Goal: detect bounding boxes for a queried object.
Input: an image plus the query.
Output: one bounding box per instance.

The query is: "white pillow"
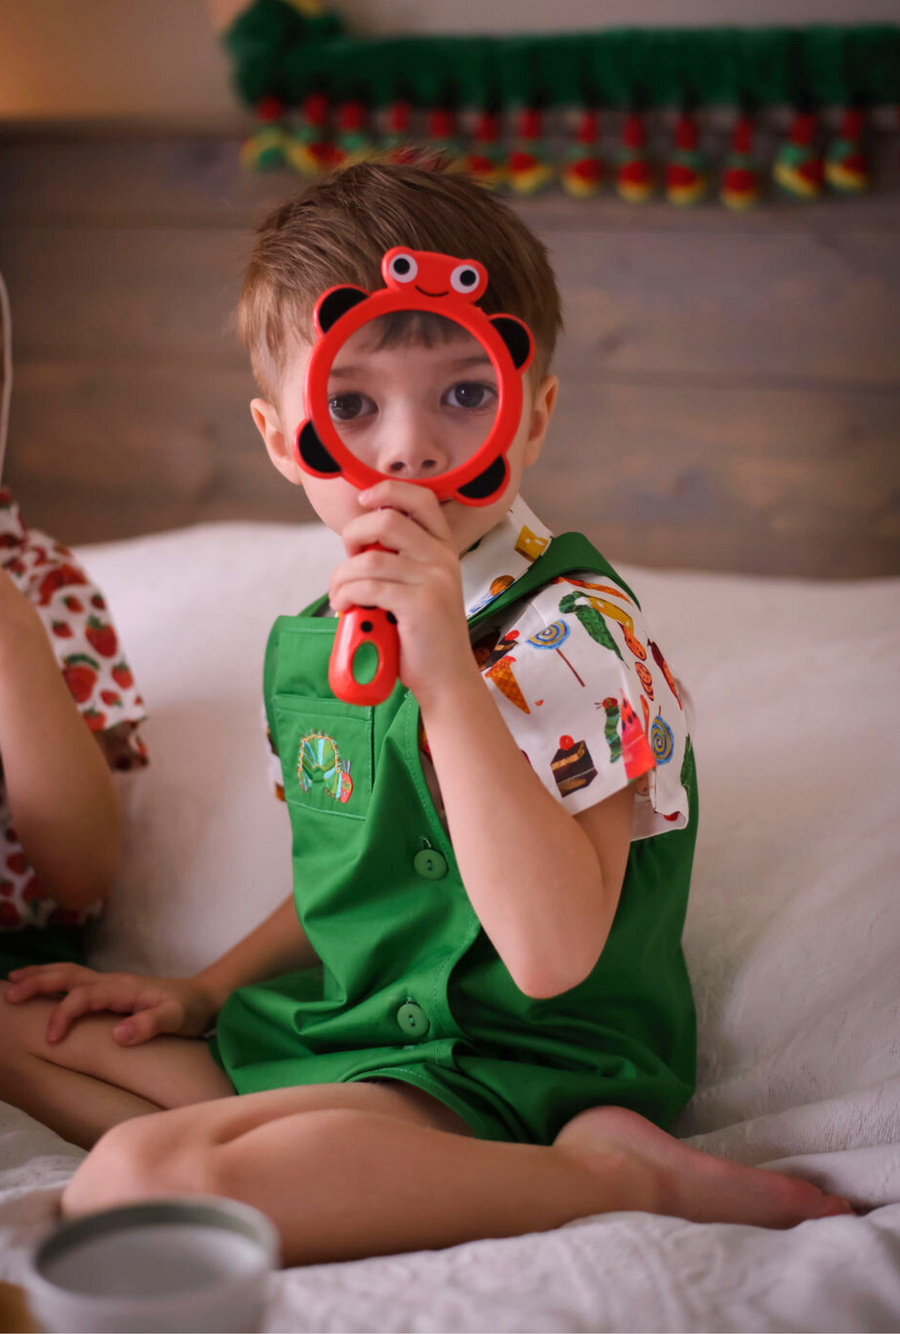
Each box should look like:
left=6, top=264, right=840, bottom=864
left=84, top=521, right=343, bottom=976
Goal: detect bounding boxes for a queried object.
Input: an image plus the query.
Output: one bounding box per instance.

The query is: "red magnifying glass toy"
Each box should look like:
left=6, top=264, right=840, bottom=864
left=293, top=247, right=535, bottom=706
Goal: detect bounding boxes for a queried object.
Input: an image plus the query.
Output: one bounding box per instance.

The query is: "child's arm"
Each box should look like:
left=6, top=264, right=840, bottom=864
left=416, top=674, right=633, bottom=999
left=5, top=892, right=319, bottom=1044
left=192, top=891, right=320, bottom=1013
left=0, top=569, right=119, bottom=910
left=330, top=483, right=633, bottom=1001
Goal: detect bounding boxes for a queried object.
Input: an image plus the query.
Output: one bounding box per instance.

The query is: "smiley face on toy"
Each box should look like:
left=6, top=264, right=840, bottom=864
left=294, top=247, right=535, bottom=506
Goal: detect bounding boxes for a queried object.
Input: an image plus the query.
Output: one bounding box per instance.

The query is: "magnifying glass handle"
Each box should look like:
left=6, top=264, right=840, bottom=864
left=328, top=544, right=400, bottom=706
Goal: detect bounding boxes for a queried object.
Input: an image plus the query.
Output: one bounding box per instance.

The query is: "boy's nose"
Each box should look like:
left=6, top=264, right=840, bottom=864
left=375, top=424, right=449, bottom=479
left=381, top=451, right=441, bottom=478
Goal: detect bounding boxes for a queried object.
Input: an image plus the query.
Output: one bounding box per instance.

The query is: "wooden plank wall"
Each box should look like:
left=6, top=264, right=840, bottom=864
left=2, top=133, right=899, bottom=577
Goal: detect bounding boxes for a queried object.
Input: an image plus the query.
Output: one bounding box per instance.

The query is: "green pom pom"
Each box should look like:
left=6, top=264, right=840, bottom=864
left=225, top=0, right=344, bottom=107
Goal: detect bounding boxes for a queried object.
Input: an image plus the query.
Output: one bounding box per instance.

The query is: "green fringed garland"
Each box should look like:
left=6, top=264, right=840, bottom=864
left=225, top=9, right=900, bottom=111
left=226, top=4, right=900, bottom=202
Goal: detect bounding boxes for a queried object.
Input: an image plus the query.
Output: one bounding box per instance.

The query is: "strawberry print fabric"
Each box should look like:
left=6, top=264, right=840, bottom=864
left=0, top=488, right=148, bottom=930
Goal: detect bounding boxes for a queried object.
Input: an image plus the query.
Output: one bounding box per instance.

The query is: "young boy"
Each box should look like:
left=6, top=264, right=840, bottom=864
left=0, top=164, right=851, bottom=1263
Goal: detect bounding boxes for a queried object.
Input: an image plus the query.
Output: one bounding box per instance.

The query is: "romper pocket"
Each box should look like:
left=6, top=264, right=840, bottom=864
left=273, top=694, right=374, bottom=821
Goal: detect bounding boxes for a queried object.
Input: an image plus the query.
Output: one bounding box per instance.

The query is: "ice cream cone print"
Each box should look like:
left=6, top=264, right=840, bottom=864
left=486, top=655, right=530, bottom=713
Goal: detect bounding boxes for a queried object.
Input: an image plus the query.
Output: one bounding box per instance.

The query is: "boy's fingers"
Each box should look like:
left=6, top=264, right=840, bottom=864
left=357, top=481, right=453, bottom=543
left=331, top=579, right=417, bottom=619
left=342, top=506, right=444, bottom=561
left=8, top=962, right=94, bottom=985
left=114, top=1001, right=181, bottom=1045
left=6, top=965, right=92, bottom=1002
left=330, top=549, right=417, bottom=597
left=45, top=983, right=138, bottom=1042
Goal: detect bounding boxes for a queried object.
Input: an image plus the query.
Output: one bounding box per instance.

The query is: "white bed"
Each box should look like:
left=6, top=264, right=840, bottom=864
left=2, top=519, right=899, bottom=1332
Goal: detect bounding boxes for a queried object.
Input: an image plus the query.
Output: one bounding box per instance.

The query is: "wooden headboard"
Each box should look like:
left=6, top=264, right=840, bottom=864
left=1, top=133, right=898, bottom=577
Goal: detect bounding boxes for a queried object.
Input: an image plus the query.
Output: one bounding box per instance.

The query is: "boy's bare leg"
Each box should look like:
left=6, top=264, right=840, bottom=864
left=0, top=982, right=473, bottom=1149
left=63, top=1090, right=853, bottom=1267
left=0, top=981, right=233, bottom=1147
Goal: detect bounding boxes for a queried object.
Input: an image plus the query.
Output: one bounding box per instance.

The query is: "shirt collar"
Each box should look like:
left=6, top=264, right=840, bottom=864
left=460, top=494, right=554, bottom=619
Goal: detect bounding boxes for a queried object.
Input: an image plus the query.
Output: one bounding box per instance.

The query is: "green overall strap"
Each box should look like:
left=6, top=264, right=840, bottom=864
left=468, top=530, right=641, bottom=636
left=263, top=528, right=635, bottom=736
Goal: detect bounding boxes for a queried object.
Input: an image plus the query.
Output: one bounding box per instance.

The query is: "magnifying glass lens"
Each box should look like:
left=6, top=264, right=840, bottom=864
left=326, top=311, right=498, bottom=482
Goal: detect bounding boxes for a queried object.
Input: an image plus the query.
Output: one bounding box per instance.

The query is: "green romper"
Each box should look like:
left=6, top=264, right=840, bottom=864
left=212, top=530, right=698, bottom=1145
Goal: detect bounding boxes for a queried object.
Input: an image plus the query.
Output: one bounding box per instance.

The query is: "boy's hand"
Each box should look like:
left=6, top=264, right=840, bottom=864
left=4, top=964, right=218, bottom=1045
left=329, top=481, right=480, bottom=709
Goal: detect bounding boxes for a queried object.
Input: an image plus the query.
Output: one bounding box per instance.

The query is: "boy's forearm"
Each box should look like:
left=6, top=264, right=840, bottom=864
left=0, top=583, right=119, bottom=908
left=194, top=893, right=319, bottom=1010
left=419, top=668, right=617, bottom=998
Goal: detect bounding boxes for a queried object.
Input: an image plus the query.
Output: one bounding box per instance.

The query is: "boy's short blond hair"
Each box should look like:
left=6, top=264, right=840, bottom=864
left=238, top=161, right=563, bottom=401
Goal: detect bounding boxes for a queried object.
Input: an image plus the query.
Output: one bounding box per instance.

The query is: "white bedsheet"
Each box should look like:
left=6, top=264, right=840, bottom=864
left=1, top=519, right=898, bottom=1331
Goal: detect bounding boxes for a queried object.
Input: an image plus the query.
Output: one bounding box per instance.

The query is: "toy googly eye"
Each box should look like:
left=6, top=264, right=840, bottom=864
left=450, top=263, right=481, bottom=294
left=388, top=253, right=418, bottom=283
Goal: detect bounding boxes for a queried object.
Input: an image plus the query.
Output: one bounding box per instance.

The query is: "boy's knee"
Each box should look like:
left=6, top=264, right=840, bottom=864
left=211, top=1106, right=380, bottom=1203
left=63, top=1115, right=218, bottom=1217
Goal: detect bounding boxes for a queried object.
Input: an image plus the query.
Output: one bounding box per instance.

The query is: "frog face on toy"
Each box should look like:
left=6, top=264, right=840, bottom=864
left=293, top=248, right=535, bottom=506
left=381, top=249, right=488, bottom=302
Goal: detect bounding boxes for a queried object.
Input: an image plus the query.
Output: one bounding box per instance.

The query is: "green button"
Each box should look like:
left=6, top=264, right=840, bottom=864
left=413, top=848, right=447, bottom=880
left=397, top=1002, right=429, bottom=1037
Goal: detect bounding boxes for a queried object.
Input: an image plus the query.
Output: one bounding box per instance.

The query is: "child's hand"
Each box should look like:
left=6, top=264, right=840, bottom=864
left=329, top=481, right=480, bottom=709
left=4, top=963, right=218, bottom=1045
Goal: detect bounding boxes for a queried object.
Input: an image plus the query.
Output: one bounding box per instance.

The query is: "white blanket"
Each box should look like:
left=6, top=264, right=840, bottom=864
left=2, top=520, right=899, bottom=1331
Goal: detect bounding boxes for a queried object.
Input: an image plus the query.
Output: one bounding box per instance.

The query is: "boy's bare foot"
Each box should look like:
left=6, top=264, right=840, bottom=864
left=554, top=1105, right=855, bottom=1229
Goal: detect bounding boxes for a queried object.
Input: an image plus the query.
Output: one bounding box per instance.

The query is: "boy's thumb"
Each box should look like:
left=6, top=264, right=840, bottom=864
left=114, top=1007, right=168, bottom=1045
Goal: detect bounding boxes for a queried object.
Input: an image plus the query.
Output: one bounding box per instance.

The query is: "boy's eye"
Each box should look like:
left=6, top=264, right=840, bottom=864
left=443, top=381, right=497, bottom=411
left=328, top=392, right=376, bottom=423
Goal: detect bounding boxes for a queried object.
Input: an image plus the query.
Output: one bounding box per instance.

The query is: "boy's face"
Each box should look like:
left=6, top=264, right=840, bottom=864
left=251, top=319, right=557, bottom=556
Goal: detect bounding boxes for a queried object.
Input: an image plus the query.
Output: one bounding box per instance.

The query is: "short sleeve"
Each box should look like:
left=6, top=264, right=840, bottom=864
left=0, top=503, right=148, bottom=771
left=474, top=570, right=692, bottom=840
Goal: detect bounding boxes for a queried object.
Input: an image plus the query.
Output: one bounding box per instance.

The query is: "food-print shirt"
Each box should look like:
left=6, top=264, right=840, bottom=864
left=266, top=495, right=692, bottom=843
left=0, top=488, right=148, bottom=930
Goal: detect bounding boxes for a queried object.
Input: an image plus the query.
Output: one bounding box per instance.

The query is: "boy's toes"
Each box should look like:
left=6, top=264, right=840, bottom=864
left=817, top=1193, right=856, bottom=1217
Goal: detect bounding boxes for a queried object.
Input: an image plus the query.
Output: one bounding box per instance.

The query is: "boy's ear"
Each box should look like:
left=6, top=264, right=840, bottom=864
left=251, top=398, right=304, bottom=486
left=523, top=374, right=558, bottom=468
